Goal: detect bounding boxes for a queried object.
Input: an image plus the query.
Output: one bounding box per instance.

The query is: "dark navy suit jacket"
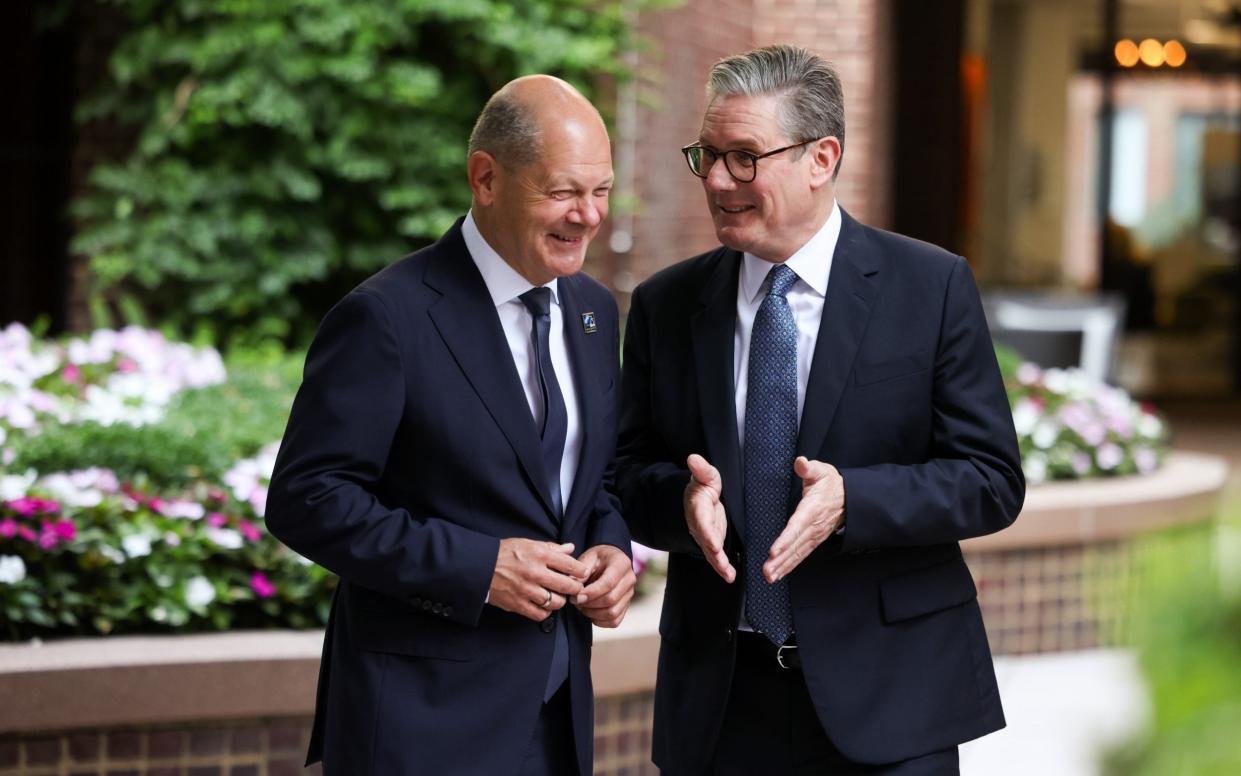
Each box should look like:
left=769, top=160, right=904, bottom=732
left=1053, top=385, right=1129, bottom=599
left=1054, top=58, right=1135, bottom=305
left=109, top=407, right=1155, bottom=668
left=266, top=220, right=631, bottom=775
left=615, top=210, right=1025, bottom=772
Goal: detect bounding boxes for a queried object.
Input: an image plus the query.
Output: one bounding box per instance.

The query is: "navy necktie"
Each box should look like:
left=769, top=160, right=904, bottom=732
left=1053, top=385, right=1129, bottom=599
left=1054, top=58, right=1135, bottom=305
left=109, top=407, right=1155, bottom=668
left=743, top=264, right=798, bottom=646
left=519, top=286, right=570, bottom=700
left=520, top=287, right=568, bottom=519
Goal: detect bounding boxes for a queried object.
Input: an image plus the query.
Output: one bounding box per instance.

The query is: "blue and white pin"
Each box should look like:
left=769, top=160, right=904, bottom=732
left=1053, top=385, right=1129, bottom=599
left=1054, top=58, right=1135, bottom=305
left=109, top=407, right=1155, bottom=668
left=580, top=312, right=597, bottom=334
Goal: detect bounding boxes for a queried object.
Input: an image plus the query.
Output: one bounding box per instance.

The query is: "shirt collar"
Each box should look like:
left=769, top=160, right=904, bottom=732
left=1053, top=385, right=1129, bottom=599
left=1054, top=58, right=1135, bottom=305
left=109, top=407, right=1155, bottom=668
left=739, top=200, right=841, bottom=303
left=462, top=210, right=560, bottom=308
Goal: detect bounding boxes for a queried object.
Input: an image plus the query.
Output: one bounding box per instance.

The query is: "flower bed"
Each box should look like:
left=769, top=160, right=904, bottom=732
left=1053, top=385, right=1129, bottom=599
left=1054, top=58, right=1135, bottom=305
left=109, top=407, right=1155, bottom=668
left=1, top=324, right=329, bottom=641
left=996, top=345, right=1171, bottom=484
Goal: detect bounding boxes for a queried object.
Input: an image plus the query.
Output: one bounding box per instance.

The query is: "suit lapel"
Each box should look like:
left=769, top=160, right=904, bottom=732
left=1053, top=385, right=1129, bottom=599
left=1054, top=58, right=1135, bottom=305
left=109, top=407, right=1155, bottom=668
left=796, top=209, right=882, bottom=459
left=423, top=225, right=559, bottom=520
left=691, top=250, right=746, bottom=538
left=558, top=275, right=602, bottom=529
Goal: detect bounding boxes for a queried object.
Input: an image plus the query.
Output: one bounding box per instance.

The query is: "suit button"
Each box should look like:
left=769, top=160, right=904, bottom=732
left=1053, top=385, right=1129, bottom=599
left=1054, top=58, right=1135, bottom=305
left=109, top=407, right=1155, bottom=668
left=724, top=627, right=734, bottom=642
left=432, top=602, right=443, bottom=614
left=443, top=605, right=453, bottom=617
left=540, top=616, right=556, bottom=633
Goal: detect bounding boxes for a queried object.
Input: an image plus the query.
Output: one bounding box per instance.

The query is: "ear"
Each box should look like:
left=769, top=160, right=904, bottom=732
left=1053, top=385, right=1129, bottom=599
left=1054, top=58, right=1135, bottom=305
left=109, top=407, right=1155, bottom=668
left=468, top=151, right=500, bottom=206
left=808, top=136, right=842, bottom=189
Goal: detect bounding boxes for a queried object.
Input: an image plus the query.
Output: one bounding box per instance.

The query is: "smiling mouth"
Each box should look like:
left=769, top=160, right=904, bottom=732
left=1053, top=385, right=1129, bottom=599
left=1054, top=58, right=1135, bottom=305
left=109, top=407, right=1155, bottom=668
left=717, top=205, right=753, bottom=214
left=550, top=233, right=584, bottom=243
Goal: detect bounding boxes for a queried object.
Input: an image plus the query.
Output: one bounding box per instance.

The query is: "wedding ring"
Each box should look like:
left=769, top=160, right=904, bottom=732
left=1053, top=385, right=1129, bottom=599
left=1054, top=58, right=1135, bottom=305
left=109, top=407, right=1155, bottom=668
left=541, top=589, right=553, bottom=609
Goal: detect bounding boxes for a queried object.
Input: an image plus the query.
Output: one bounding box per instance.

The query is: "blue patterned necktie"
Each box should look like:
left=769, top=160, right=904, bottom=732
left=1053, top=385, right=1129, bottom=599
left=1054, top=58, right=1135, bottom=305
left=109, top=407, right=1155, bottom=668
left=518, top=286, right=570, bottom=700
left=743, top=264, right=798, bottom=646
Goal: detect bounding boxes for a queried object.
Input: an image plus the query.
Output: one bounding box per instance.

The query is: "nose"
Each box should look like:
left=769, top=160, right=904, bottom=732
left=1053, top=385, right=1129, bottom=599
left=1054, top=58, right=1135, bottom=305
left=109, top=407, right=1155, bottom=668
left=703, top=156, right=736, bottom=193
left=566, top=196, right=604, bottom=228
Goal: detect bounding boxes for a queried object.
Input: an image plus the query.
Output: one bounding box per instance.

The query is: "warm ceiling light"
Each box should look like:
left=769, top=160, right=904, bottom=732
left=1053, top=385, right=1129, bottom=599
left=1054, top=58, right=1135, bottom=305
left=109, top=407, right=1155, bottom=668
left=1114, top=39, right=1140, bottom=67
left=1164, top=39, right=1187, bottom=67
left=1139, top=38, right=1165, bottom=67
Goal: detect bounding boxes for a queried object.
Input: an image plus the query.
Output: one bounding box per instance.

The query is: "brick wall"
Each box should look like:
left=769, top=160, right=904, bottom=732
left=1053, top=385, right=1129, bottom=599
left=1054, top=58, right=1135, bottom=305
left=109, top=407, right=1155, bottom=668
left=0, top=692, right=659, bottom=776
left=608, top=0, right=895, bottom=305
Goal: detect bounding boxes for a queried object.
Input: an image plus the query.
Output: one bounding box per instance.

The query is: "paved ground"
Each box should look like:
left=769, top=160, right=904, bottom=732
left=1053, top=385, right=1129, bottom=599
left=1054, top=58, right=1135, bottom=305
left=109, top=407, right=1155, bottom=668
left=960, top=649, right=1148, bottom=776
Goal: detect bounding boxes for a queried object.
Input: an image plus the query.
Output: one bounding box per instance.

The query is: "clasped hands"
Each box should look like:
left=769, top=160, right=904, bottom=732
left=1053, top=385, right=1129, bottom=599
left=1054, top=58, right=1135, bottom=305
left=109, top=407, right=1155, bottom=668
left=488, top=539, right=636, bottom=628
left=683, top=453, right=844, bottom=583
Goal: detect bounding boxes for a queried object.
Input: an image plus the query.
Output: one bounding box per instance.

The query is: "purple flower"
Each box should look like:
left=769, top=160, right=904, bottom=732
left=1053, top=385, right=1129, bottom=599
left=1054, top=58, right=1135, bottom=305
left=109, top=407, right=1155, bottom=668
left=1096, top=443, right=1124, bottom=471
left=250, top=572, right=277, bottom=599
left=0, top=518, right=16, bottom=538
left=61, top=364, right=81, bottom=384
left=1071, top=453, right=1093, bottom=476
left=207, top=512, right=229, bottom=528
left=1134, top=447, right=1158, bottom=474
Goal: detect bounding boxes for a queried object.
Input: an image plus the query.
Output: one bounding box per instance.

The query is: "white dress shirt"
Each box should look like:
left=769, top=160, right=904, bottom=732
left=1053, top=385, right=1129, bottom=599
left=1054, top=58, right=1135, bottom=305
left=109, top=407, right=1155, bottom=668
left=462, top=211, right=582, bottom=507
left=734, top=201, right=842, bottom=449
left=733, top=201, right=841, bottom=632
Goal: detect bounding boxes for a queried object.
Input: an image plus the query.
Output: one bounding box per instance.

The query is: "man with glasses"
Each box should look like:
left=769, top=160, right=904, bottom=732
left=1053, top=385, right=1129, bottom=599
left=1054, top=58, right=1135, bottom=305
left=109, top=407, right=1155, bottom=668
left=616, top=45, right=1024, bottom=774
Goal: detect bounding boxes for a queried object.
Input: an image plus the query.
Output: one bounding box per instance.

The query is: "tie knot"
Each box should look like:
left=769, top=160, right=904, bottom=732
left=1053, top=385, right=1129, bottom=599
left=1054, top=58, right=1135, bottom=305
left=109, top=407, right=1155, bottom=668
left=766, top=264, right=798, bottom=298
left=520, top=287, right=553, bottom=317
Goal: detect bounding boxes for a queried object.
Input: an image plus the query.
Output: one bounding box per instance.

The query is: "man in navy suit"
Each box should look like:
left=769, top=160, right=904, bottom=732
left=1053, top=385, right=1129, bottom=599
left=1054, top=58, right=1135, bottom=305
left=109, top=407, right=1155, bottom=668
left=266, top=75, right=636, bottom=776
left=616, top=46, right=1025, bottom=774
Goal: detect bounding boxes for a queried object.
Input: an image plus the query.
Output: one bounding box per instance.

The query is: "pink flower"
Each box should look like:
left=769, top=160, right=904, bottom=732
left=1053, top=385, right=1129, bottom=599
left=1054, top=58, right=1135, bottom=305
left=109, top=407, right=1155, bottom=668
left=38, top=525, right=59, bottom=549
left=117, top=357, right=138, bottom=374
left=147, top=498, right=166, bottom=514
left=207, top=512, right=229, bottom=528
left=62, top=364, right=81, bottom=384
left=17, top=525, right=36, bottom=542
left=208, top=489, right=228, bottom=503
left=250, top=572, right=277, bottom=599
left=52, top=520, right=75, bottom=541
left=10, top=497, right=60, bottom=516
left=239, top=520, right=262, bottom=543
left=0, top=518, right=16, bottom=538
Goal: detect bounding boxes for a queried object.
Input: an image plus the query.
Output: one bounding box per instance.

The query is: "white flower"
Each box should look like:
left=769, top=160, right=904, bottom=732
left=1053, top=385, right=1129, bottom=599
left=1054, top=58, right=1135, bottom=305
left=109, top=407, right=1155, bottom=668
left=1, top=449, right=13, bottom=466
left=0, top=471, right=37, bottom=501
left=98, top=545, right=126, bottom=564
left=1042, top=368, right=1071, bottom=395
left=1138, top=413, right=1163, bottom=440
left=164, top=531, right=181, bottom=547
left=1032, top=422, right=1058, bottom=449
left=1012, top=399, right=1042, bottom=436
left=0, top=555, right=27, bottom=584
left=206, top=527, right=244, bottom=549
left=1096, top=443, right=1124, bottom=471
left=0, top=426, right=6, bottom=446
left=1134, top=447, right=1159, bottom=474
left=1016, top=362, right=1042, bottom=385
left=163, top=500, right=205, bottom=520
left=1024, top=453, right=1048, bottom=485
left=1071, top=452, right=1093, bottom=476
left=37, top=473, right=103, bottom=508
left=122, top=534, right=153, bottom=558
left=150, top=605, right=168, bottom=622
left=185, top=576, right=216, bottom=608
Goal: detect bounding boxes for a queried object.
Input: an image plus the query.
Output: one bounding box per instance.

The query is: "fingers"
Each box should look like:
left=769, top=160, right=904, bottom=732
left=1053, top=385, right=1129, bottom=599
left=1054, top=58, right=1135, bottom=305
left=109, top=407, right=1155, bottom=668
left=576, top=549, right=633, bottom=604
left=543, top=543, right=591, bottom=581
left=687, top=454, right=721, bottom=492
left=763, top=517, right=807, bottom=583
left=579, top=585, right=635, bottom=628
left=706, top=544, right=737, bottom=584
left=794, top=455, right=831, bottom=484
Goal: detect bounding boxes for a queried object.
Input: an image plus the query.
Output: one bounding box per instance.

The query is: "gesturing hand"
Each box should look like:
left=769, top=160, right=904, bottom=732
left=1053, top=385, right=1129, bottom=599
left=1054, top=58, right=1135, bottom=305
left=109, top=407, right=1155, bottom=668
left=574, top=545, right=637, bottom=628
left=683, top=453, right=736, bottom=583
left=488, top=539, right=590, bottom=622
left=764, top=456, right=844, bottom=583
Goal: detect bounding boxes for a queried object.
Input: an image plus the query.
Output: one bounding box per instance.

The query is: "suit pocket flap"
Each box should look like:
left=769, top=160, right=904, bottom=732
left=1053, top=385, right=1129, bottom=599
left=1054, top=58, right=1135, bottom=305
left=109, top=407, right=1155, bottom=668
left=854, top=350, right=930, bottom=386
left=350, top=609, right=479, bottom=660
left=879, top=559, right=977, bottom=623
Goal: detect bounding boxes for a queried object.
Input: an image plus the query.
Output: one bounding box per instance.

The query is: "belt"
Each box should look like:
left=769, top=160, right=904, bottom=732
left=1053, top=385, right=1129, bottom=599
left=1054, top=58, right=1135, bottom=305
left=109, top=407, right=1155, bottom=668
left=736, top=630, right=801, bottom=670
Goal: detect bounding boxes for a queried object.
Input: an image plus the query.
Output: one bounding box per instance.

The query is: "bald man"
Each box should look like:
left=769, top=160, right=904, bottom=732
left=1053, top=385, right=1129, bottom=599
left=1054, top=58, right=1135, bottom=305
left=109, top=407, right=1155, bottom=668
left=266, top=76, right=636, bottom=776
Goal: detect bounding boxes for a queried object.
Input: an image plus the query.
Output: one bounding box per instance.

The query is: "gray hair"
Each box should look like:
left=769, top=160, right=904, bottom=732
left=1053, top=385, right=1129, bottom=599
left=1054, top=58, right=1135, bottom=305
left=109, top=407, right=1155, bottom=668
left=467, top=94, right=541, bottom=168
left=707, top=45, right=845, bottom=178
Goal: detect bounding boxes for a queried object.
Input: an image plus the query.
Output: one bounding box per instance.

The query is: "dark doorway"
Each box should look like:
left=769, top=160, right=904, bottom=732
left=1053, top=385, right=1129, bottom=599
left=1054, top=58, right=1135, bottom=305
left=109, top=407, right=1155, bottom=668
left=0, top=1, right=75, bottom=333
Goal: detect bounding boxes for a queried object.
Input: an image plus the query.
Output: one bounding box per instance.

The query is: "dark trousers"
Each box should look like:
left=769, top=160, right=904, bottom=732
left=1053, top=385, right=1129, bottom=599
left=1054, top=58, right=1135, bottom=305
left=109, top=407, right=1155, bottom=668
left=707, top=633, right=959, bottom=776
left=519, top=683, right=579, bottom=776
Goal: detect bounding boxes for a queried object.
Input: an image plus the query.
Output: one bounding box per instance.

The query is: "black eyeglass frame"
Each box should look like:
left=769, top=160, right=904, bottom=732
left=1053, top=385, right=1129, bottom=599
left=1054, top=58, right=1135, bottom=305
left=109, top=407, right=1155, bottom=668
left=680, top=138, right=819, bottom=182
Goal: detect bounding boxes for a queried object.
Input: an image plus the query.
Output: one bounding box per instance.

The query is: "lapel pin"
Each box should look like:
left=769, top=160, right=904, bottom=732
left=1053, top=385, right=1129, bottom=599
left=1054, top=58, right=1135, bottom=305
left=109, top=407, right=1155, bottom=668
left=580, top=312, right=598, bottom=334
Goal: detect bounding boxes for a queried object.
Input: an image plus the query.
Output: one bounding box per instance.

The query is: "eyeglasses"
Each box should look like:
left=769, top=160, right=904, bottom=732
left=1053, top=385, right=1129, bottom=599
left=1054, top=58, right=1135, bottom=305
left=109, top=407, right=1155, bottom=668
left=680, top=139, right=817, bottom=183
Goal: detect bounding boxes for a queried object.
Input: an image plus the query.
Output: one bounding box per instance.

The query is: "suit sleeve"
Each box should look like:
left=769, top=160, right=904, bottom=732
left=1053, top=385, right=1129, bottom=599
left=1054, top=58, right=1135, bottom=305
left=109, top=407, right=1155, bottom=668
left=265, top=290, right=499, bottom=627
left=584, top=299, right=634, bottom=557
left=614, top=284, right=699, bottom=555
left=837, top=258, right=1026, bottom=550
